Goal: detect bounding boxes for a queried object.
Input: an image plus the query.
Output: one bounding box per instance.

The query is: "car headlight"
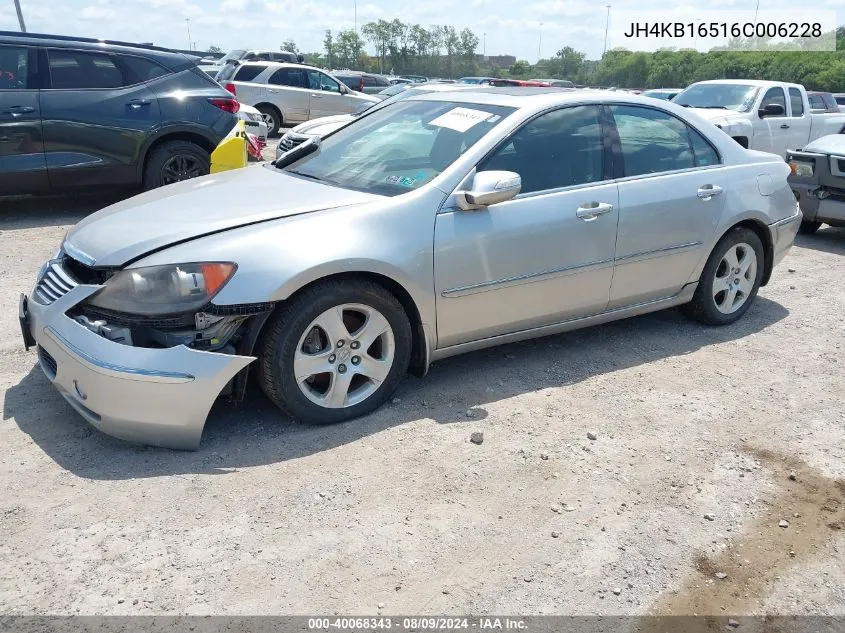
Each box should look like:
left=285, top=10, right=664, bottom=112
left=788, top=160, right=814, bottom=177
left=86, top=262, right=236, bottom=316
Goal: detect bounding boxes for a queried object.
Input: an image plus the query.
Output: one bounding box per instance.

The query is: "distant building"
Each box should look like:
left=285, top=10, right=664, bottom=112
left=477, top=54, right=517, bottom=67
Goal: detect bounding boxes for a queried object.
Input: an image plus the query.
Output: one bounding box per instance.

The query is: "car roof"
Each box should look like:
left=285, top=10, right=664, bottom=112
left=407, top=87, right=674, bottom=108
left=236, top=61, right=319, bottom=71
left=0, top=30, right=193, bottom=67
left=693, top=79, right=803, bottom=89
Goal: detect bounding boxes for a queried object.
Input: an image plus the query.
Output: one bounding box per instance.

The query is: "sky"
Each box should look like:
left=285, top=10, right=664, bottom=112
left=1, top=0, right=842, bottom=63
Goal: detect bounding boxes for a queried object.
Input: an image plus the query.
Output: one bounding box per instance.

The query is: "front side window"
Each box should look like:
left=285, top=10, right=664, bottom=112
left=0, top=45, right=28, bottom=90
left=788, top=87, right=804, bottom=116
left=47, top=50, right=123, bottom=89
left=284, top=100, right=514, bottom=196
left=674, top=83, right=759, bottom=112
left=760, top=87, right=786, bottom=116
left=480, top=105, right=605, bottom=194
left=611, top=105, right=697, bottom=177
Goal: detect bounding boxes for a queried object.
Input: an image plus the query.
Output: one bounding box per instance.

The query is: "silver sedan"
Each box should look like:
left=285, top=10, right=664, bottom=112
left=20, top=89, right=802, bottom=449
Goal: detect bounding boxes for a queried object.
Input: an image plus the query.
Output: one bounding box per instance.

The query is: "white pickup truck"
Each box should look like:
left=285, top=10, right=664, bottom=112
left=672, top=80, right=845, bottom=158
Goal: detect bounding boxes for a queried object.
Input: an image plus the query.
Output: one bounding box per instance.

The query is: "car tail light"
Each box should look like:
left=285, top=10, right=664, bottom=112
left=224, top=82, right=237, bottom=96
left=359, top=77, right=364, bottom=92
left=209, top=97, right=240, bottom=114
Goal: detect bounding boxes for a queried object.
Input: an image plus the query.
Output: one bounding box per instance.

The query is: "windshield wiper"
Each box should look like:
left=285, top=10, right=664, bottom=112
left=691, top=105, right=728, bottom=109
left=286, top=170, right=323, bottom=182
left=272, top=136, right=321, bottom=168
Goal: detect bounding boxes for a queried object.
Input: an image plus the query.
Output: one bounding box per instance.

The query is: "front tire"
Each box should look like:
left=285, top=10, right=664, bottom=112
left=256, top=279, right=412, bottom=424
left=798, top=220, right=821, bottom=235
left=684, top=227, right=765, bottom=326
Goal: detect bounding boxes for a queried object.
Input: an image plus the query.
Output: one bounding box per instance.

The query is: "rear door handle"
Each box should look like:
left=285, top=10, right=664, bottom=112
left=697, top=184, right=723, bottom=200
left=575, top=202, right=613, bottom=221
left=780, top=124, right=790, bottom=129
left=127, top=99, right=151, bottom=109
left=311, top=93, right=323, bottom=98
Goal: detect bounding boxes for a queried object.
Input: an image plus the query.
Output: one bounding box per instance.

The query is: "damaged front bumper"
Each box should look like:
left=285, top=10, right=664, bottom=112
left=20, top=280, right=255, bottom=450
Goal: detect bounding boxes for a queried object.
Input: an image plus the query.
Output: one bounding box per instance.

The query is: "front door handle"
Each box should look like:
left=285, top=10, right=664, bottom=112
left=697, top=184, right=724, bottom=200
left=575, top=202, right=613, bottom=221
left=5, top=105, right=35, bottom=117
left=780, top=123, right=790, bottom=129
left=311, top=93, right=323, bottom=98
left=127, top=99, right=151, bottom=109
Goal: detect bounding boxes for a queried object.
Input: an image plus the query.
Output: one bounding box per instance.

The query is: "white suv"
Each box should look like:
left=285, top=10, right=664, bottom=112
left=216, top=62, right=379, bottom=136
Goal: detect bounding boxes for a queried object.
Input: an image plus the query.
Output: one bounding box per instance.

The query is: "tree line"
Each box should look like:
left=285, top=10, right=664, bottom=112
left=231, top=25, right=844, bottom=90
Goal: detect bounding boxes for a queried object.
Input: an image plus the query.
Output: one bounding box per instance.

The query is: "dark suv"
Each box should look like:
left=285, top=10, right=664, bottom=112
left=0, top=32, right=239, bottom=196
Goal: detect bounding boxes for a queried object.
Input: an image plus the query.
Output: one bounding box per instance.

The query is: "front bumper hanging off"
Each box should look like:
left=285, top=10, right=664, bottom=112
left=20, top=283, right=254, bottom=450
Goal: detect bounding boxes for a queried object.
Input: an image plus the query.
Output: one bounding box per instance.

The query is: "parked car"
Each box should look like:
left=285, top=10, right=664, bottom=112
left=0, top=31, right=239, bottom=196
left=489, top=79, right=551, bottom=87
left=216, top=61, right=378, bottom=136
left=203, top=49, right=300, bottom=78
left=786, top=134, right=845, bottom=234
left=642, top=88, right=681, bottom=101
left=672, top=80, right=845, bottom=157
left=457, top=76, right=497, bottom=84
left=834, top=94, right=845, bottom=113
left=20, top=89, right=801, bottom=449
left=387, top=76, right=412, bottom=85
left=399, top=75, right=428, bottom=83
left=275, top=82, right=485, bottom=160
left=532, top=78, right=575, bottom=88
left=807, top=91, right=840, bottom=114
left=331, top=70, right=391, bottom=95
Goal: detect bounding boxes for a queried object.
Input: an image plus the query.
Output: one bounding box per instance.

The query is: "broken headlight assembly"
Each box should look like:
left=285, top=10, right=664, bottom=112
left=86, top=262, right=237, bottom=316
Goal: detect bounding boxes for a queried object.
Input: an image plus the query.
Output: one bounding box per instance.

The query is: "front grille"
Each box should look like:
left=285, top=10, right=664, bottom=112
left=837, top=158, right=845, bottom=174
left=34, top=260, right=78, bottom=305
left=37, top=346, right=57, bottom=379
left=278, top=132, right=310, bottom=153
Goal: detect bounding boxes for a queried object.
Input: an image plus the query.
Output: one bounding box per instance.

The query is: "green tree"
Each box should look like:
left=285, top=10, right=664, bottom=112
left=323, top=30, right=334, bottom=69
left=207, top=45, right=223, bottom=55
left=509, top=60, right=531, bottom=77
left=281, top=39, right=298, bottom=54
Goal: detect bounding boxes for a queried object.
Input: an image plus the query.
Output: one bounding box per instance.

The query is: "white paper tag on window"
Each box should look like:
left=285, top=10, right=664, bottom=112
left=429, top=107, right=493, bottom=132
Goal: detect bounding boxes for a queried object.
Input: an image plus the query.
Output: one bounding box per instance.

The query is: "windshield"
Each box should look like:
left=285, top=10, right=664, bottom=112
left=218, top=49, right=246, bottom=64
left=283, top=100, right=514, bottom=196
left=674, top=83, right=760, bottom=112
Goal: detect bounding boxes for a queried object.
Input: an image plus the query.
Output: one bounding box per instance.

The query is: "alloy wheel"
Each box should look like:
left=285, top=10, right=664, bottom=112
left=293, top=303, right=395, bottom=408
left=161, top=154, right=204, bottom=184
left=712, top=242, right=757, bottom=314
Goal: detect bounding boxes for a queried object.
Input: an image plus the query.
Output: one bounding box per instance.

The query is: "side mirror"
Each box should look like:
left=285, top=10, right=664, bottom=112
left=759, top=103, right=785, bottom=118
left=456, top=171, right=522, bottom=210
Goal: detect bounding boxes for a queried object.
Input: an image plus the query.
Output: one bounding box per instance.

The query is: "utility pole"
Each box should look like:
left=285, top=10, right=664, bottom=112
left=13, top=0, right=27, bottom=32
left=603, top=5, right=611, bottom=56
left=483, top=32, right=486, bottom=57
left=354, top=0, right=357, bottom=32
left=538, top=22, right=543, bottom=61
left=185, top=18, right=192, bottom=51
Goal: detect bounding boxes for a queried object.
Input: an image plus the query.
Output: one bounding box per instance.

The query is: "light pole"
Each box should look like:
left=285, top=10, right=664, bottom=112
left=185, top=18, right=192, bottom=50
left=483, top=32, right=486, bottom=57
left=538, top=22, right=543, bottom=61
left=354, top=0, right=357, bottom=32
left=13, top=0, right=27, bottom=32
left=602, top=5, right=611, bottom=56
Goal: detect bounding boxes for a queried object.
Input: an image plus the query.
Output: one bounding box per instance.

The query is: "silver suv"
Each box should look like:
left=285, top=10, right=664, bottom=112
left=216, top=61, right=378, bottom=136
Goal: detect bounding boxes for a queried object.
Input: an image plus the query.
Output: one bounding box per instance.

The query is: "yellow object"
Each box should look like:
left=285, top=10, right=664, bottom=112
left=210, top=120, right=248, bottom=173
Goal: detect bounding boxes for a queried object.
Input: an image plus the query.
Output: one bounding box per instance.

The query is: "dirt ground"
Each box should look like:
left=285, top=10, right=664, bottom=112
left=1, top=160, right=844, bottom=616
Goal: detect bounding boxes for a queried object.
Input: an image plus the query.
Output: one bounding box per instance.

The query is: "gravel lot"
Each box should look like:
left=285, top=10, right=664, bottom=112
left=1, top=151, right=844, bottom=616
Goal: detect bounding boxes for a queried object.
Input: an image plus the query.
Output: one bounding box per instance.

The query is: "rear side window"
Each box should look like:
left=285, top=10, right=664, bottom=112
left=270, top=68, right=307, bottom=88
left=234, top=65, right=268, bottom=82
left=788, top=87, right=804, bottom=116
left=47, top=49, right=123, bottom=89
left=0, top=45, right=29, bottom=90
left=115, top=55, right=170, bottom=84
left=611, top=105, right=695, bottom=177
left=808, top=95, right=824, bottom=110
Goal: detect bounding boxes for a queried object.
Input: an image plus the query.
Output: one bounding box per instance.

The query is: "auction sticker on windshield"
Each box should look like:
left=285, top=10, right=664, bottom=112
left=429, top=107, right=495, bottom=133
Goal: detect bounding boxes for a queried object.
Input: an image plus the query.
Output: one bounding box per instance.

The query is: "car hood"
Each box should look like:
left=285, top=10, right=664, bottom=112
left=64, top=166, right=381, bottom=267
left=802, top=134, right=845, bottom=154
left=687, top=108, right=749, bottom=125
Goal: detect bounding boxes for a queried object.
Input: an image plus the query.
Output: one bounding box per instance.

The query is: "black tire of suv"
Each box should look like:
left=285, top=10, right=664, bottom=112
left=683, top=227, right=765, bottom=326
left=143, top=140, right=210, bottom=191
left=256, top=279, right=412, bottom=425
left=256, top=105, right=281, bottom=137
left=798, top=220, right=822, bottom=235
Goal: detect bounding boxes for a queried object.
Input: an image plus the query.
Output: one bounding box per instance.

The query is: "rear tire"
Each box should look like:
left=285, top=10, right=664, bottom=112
left=143, top=140, right=210, bottom=190
left=256, top=105, right=281, bottom=137
left=683, top=227, right=765, bottom=326
left=256, top=279, right=412, bottom=424
left=798, top=220, right=822, bottom=235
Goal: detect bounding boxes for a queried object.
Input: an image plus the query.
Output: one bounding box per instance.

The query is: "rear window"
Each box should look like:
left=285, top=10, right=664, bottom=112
left=216, top=63, right=238, bottom=82
left=234, top=64, right=268, bottom=82
left=362, top=75, right=376, bottom=87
